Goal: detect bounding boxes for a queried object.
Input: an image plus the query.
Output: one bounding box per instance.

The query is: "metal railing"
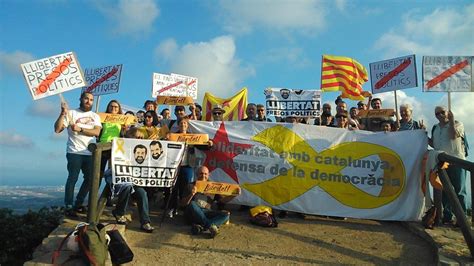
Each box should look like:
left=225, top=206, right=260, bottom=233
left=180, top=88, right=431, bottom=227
left=434, top=152, right=474, bottom=257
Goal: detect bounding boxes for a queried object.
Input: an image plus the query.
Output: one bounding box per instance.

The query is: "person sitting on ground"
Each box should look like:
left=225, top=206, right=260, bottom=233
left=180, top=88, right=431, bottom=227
left=180, top=166, right=240, bottom=238
left=398, top=103, right=426, bottom=131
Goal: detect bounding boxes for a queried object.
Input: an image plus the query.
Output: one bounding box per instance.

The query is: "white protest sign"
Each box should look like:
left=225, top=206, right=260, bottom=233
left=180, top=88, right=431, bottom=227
left=152, top=72, right=198, bottom=99
left=264, top=88, right=321, bottom=117
left=21, top=52, right=86, bottom=100
left=82, top=64, right=123, bottom=96
left=112, top=138, right=186, bottom=187
left=369, top=55, right=417, bottom=94
left=423, top=56, right=473, bottom=92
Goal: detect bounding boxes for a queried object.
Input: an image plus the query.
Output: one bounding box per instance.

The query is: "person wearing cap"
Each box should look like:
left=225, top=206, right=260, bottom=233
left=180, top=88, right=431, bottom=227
left=335, top=111, right=351, bottom=129
left=211, top=104, right=226, bottom=121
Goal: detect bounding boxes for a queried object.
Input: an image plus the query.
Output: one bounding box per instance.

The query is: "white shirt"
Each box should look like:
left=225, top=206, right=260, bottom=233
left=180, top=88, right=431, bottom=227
left=432, top=121, right=465, bottom=160
left=63, top=108, right=102, bottom=155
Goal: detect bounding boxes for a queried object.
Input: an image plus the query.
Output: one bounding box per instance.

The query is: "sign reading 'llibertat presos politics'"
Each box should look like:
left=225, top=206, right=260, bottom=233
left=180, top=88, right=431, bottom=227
left=369, top=54, right=417, bottom=94
left=265, top=88, right=321, bottom=117
left=21, top=52, right=86, bottom=100
left=423, top=56, right=474, bottom=92
left=112, top=138, right=185, bottom=187
left=82, top=64, right=123, bottom=96
left=152, top=72, right=198, bottom=99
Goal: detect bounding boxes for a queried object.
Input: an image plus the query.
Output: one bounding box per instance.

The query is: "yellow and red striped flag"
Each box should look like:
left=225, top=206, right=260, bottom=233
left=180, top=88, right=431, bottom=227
left=321, top=55, right=369, bottom=100
left=202, top=88, right=248, bottom=121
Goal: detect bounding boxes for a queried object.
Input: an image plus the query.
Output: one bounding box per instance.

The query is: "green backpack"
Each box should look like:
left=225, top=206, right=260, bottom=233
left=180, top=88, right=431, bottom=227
left=76, top=223, right=109, bottom=266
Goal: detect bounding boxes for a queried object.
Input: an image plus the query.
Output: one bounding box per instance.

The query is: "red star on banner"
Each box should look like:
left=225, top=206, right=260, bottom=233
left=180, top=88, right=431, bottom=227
left=203, top=122, right=253, bottom=183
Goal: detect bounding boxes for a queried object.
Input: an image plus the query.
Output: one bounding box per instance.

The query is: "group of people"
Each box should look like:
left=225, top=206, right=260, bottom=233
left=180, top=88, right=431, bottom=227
left=54, top=91, right=468, bottom=238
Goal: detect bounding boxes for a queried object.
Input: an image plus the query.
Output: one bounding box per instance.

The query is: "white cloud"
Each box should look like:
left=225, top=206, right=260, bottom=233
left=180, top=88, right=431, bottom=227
left=217, top=0, right=327, bottom=35
left=374, top=4, right=474, bottom=57
left=0, top=131, right=34, bottom=148
left=0, top=50, right=34, bottom=78
left=95, top=0, right=159, bottom=37
left=26, top=99, right=58, bottom=118
left=154, top=35, right=255, bottom=101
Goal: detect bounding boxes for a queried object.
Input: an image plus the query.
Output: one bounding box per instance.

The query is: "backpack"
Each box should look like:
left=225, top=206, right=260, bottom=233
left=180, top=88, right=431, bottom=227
left=249, top=206, right=278, bottom=228
left=431, top=123, right=469, bottom=157
left=52, top=223, right=109, bottom=266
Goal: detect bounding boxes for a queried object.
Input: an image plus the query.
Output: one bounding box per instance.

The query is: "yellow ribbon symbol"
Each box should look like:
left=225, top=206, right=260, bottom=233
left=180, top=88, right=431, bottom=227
left=241, top=125, right=405, bottom=209
left=115, top=139, right=125, bottom=154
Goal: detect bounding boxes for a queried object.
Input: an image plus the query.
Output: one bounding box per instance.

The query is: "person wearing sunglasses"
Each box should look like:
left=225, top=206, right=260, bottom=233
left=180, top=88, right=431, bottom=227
left=429, top=106, right=467, bottom=226
left=139, top=110, right=161, bottom=140
left=211, top=104, right=226, bottom=121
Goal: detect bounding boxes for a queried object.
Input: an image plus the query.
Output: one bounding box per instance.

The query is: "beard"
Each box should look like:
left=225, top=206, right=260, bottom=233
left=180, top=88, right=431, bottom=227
left=80, top=102, right=92, bottom=112
left=135, top=156, right=145, bottom=164
left=152, top=153, right=161, bottom=160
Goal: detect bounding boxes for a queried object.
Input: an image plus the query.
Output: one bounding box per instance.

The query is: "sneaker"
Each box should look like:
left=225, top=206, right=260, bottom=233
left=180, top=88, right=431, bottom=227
left=74, top=205, right=87, bottom=214
left=141, top=223, right=154, bottom=233
left=191, top=224, right=204, bottom=235
left=209, top=224, right=219, bottom=238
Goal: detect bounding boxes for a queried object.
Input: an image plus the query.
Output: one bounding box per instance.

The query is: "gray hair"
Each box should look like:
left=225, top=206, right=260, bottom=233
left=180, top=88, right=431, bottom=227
left=399, top=103, right=413, bottom=112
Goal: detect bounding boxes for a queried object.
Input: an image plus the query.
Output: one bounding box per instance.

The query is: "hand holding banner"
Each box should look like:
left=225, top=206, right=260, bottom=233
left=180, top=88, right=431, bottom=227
left=195, top=181, right=241, bottom=196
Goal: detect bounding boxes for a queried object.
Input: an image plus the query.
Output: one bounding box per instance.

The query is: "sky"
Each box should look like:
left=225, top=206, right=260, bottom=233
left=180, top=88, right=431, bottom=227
left=0, top=0, right=473, bottom=185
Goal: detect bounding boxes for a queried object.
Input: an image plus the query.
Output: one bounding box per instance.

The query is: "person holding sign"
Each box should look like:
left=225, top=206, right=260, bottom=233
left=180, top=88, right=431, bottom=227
left=54, top=92, right=102, bottom=216
left=139, top=110, right=162, bottom=140
left=99, top=100, right=125, bottom=175
left=428, top=106, right=467, bottom=226
left=181, top=166, right=240, bottom=238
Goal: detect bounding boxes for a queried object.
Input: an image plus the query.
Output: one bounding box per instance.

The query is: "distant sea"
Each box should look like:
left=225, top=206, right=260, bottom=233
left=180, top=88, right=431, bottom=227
left=0, top=186, right=64, bottom=214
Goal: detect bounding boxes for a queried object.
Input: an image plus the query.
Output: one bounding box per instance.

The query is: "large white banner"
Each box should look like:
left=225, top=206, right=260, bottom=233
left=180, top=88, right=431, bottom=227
left=264, top=88, right=321, bottom=117
left=152, top=72, right=198, bottom=99
left=189, top=121, right=427, bottom=221
left=112, top=138, right=186, bottom=187
left=21, top=52, right=86, bottom=100
left=423, top=56, right=473, bottom=92
left=369, top=54, right=417, bottom=93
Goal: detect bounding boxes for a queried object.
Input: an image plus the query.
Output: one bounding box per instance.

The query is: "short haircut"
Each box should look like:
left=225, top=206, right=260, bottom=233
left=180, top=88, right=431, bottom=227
left=150, top=140, right=162, bottom=148
left=256, top=104, right=265, bottom=109
left=80, top=91, right=93, bottom=100
left=143, top=100, right=156, bottom=109
left=399, top=103, right=412, bottom=112
left=124, top=110, right=135, bottom=116
left=371, top=98, right=382, bottom=107
left=174, top=105, right=185, bottom=112
left=160, top=108, right=170, bottom=115
left=134, top=144, right=147, bottom=154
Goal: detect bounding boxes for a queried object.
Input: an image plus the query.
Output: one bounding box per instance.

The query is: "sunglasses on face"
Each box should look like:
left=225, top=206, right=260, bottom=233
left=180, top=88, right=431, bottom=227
left=213, top=112, right=222, bottom=115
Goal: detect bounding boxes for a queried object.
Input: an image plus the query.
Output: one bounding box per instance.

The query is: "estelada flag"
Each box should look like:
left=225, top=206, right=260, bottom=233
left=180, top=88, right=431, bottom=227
left=202, top=88, right=248, bottom=121
left=321, top=55, right=369, bottom=100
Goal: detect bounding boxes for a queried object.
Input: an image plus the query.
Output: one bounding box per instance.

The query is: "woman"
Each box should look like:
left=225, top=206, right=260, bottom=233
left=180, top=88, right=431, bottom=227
left=99, top=100, right=124, bottom=174
left=398, top=104, right=425, bottom=131
left=139, top=110, right=162, bottom=140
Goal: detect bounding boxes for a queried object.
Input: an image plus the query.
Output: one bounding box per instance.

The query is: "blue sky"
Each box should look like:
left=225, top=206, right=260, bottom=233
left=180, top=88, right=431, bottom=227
left=0, top=0, right=473, bottom=185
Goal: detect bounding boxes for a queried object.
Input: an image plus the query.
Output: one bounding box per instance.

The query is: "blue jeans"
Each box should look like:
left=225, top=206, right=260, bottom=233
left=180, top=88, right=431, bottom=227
left=133, top=187, right=151, bottom=225
left=112, top=185, right=133, bottom=216
left=442, top=165, right=467, bottom=221
left=65, top=153, right=92, bottom=207
left=185, top=201, right=229, bottom=229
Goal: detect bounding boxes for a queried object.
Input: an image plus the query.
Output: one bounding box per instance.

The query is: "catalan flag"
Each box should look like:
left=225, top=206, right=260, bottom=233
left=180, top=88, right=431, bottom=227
left=202, top=87, right=248, bottom=121
left=321, top=55, right=369, bottom=100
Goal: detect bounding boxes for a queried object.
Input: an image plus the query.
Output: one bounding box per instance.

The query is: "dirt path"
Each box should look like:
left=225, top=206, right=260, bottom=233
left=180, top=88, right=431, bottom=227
left=109, top=205, right=435, bottom=265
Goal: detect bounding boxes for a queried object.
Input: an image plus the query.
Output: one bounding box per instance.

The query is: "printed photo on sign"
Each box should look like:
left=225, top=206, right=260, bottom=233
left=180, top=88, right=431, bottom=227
left=82, top=64, right=123, bottom=96
left=422, top=56, right=473, bottom=92
left=112, top=138, right=185, bottom=187
left=152, top=72, right=198, bottom=99
left=369, top=55, right=417, bottom=94
left=264, top=88, right=321, bottom=117
left=20, top=52, right=86, bottom=100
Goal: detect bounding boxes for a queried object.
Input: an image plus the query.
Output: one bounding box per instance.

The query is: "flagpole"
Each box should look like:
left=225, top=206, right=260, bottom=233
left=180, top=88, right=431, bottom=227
left=95, top=95, right=101, bottom=113
left=448, top=92, right=451, bottom=110
left=394, top=90, right=399, bottom=125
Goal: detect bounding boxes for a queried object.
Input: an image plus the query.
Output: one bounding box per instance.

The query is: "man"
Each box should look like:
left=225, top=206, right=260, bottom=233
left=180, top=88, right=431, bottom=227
left=314, top=103, right=334, bottom=126
left=181, top=166, right=240, bottom=238
left=280, top=89, right=290, bottom=99
left=134, top=144, right=147, bottom=164
left=349, top=107, right=362, bottom=130
left=429, top=106, right=467, bottom=225
left=211, top=104, right=226, bottom=121
left=54, top=92, right=102, bottom=216
left=190, top=104, right=202, bottom=120
left=160, top=105, right=188, bottom=131
left=136, top=110, right=145, bottom=126
left=371, top=98, right=382, bottom=110
left=256, top=104, right=272, bottom=122
left=150, top=141, right=163, bottom=160
left=241, top=103, right=257, bottom=121
left=143, top=100, right=157, bottom=112
left=357, top=101, right=367, bottom=110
